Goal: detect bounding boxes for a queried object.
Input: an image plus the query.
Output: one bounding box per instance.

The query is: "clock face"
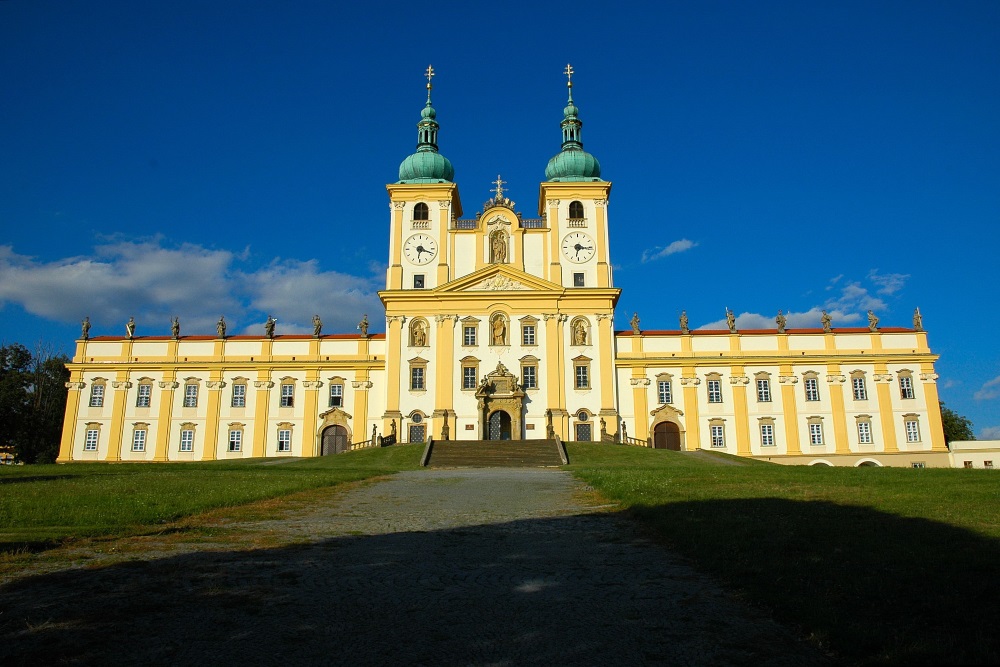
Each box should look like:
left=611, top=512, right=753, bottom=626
left=561, top=232, right=596, bottom=263
left=403, top=234, right=437, bottom=265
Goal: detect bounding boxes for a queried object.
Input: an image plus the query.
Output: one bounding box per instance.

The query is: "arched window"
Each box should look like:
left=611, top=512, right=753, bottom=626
left=413, top=203, right=429, bottom=220
left=569, top=200, right=584, bottom=219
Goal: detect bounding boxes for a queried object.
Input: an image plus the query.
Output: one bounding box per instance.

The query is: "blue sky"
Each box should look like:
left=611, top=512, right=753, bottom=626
left=1, top=0, right=998, bottom=436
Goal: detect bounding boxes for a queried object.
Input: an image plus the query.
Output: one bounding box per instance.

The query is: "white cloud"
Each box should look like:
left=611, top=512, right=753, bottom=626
left=825, top=274, right=843, bottom=290
left=867, top=269, right=910, bottom=295
left=825, top=281, right=886, bottom=313
left=974, top=376, right=1000, bottom=401
left=698, top=307, right=858, bottom=331
left=979, top=426, right=1000, bottom=440
left=640, top=239, right=697, bottom=263
left=0, top=240, right=383, bottom=336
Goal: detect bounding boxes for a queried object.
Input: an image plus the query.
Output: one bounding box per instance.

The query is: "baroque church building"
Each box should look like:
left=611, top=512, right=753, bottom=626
left=58, top=69, right=949, bottom=467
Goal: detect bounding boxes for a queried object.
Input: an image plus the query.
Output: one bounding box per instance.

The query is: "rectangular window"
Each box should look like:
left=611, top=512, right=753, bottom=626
left=985, top=461, right=994, bottom=469
left=905, top=420, right=920, bottom=443
left=760, top=423, right=774, bottom=447
left=413, top=274, right=425, bottom=289
left=522, top=325, right=536, bottom=346
left=84, top=429, right=99, bottom=451
left=183, top=384, right=198, bottom=408
left=463, top=326, right=477, bottom=346
left=710, top=425, right=725, bottom=448
left=857, top=421, right=872, bottom=444
left=132, top=429, right=146, bottom=452
left=179, top=429, right=194, bottom=452
left=329, top=383, right=343, bottom=407
left=912, top=462, right=926, bottom=469
left=575, top=365, right=589, bottom=389
left=899, top=376, right=914, bottom=399
left=411, top=367, right=425, bottom=390
left=809, top=422, right=824, bottom=445
left=89, top=384, right=104, bottom=407
left=228, top=430, right=242, bottom=452
left=756, top=379, right=771, bottom=402
left=136, top=384, right=151, bottom=408
left=852, top=377, right=868, bottom=400
left=232, top=383, right=246, bottom=408
left=707, top=379, right=722, bottom=403
left=804, top=378, right=820, bottom=402
left=573, top=272, right=585, bottom=287
left=462, top=366, right=477, bottom=390
left=657, top=380, right=672, bottom=404
left=280, top=383, right=294, bottom=407
left=522, top=365, right=537, bottom=389
left=277, top=429, right=291, bottom=452
left=964, top=460, right=974, bottom=469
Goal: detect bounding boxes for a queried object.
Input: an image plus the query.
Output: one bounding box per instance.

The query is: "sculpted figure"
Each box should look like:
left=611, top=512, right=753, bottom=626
left=621, top=421, right=628, bottom=441
left=265, top=316, right=276, bottom=338
left=412, top=320, right=426, bottom=346
left=81, top=316, right=91, bottom=340
left=312, top=314, right=323, bottom=337
left=126, top=316, right=136, bottom=339
left=171, top=316, right=180, bottom=339
left=726, top=308, right=736, bottom=333
left=372, top=424, right=377, bottom=442
left=776, top=310, right=787, bottom=334
left=491, top=230, right=507, bottom=263
left=630, top=312, right=640, bottom=335
left=573, top=320, right=587, bottom=345
left=679, top=310, right=689, bottom=334
left=217, top=316, right=227, bottom=338
left=821, top=310, right=832, bottom=333
left=390, top=419, right=397, bottom=436
left=492, top=315, right=506, bottom=345
left=358, top=314, right=369, bottom=337
left=913, top=307, right=923, bottom=331
left=867, top=310, right=879, bottom=332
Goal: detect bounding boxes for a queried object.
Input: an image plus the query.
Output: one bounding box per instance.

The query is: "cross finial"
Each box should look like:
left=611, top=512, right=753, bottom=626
left=424, top=64, right=435, bottom=101
left=563, top=63, right=574, bottom=84
left=492, top=174, right=507, bottom=200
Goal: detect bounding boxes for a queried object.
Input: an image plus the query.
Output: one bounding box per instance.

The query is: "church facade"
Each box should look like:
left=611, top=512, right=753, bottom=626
left=57, top=69, right=949, bottom=467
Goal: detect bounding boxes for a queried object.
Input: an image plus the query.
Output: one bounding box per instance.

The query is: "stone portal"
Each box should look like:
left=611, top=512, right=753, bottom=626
left=476, top=362, right=525, bottom=440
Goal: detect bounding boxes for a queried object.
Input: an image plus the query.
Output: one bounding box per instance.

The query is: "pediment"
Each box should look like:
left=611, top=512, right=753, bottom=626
left=650, top=403, right=684, bottom=419
left=436, top=265, right=563, bottom=294
left=319, top=406, right=353, bottom=421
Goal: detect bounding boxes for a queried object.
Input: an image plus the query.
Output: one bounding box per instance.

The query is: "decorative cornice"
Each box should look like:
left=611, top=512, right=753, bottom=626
left=593, top=198, right=608, bottom=207
left=779, top=376, right=799, bottom=384
left=629, top=377, right=650, bottom=386
left=111, top=381, right=133, bottom=389
left=302, top=380, right=323, bottom=388
left=729, top=376, right=750, bottom=385
left=873, top=374, right=894, bottom=383
left=392, top=201, right=405, bottom=210
left=158, top=381, right=180, bottom=389
left=546, top=199, right=560, bottom=206
left=65, top=381, right=86, bottom=390
left=352, top=380, right=374, bottom=390
left=595, top=313, right=610, bottom=321
left=826, top=374, right=846, bottom=383
left=206, top=380, right=227, bottom=389
left=680, top=376, right=701, bottom=386
left=542, top=313, right=558, bottom=321
left=438, top=200, right=451, bottom=209
left=253, top=381, right=275, bottom=389
left=386, top=315, right=406, bottom=324
left=919, top=372, right=939, bottom=382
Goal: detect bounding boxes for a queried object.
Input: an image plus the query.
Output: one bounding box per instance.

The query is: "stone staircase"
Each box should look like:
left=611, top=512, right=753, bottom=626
left=425, top=439, right=565, bottom=468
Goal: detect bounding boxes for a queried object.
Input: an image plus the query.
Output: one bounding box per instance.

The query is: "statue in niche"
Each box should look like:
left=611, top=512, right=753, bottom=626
left=867, top=310, right=879, bottom=332
left=573, top=320, right=588, bottom=345
left=630, top=312, right=640, bottom=335
left=313, top=314, right=323, bottom=337
left=265, top=316, right=276, bottom=339
left=358, top=314, right=369, bottom=337
left=125, top=316, right=136, bottom=339
left=913, top=307, right=923, bottom=331
left=492, top=315, right=506, bottom=345
left=679, top=310, right=689, bottom=334
left=412, top=320, right=427, bottom=347
left=217, top=316, right=227, bottom=338
left=776, top=310, right=787, bottom=334
left=490, top=229, right=508, bottom=264
left=81, top=316, right=91, bottom=340
left=726, top=308, right=736, bottom=333
left=821, top=310, right=832, bottom=333
left=171, top=317, right=180, bottom=339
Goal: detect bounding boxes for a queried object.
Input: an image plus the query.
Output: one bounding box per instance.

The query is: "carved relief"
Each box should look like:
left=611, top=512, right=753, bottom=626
left=489, top=228, right=509, bottom=264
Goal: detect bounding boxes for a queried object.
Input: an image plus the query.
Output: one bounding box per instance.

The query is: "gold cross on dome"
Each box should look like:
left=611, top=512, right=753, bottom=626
left=492, top=174, right=507, bottom=200
left=563, top=63, right=574, bottom=84
left=425, top=65, right=435, bottom=84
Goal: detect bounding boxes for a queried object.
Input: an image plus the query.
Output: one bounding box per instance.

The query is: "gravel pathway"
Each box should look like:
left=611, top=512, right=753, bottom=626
left=0, top=468, right=826, bottom=666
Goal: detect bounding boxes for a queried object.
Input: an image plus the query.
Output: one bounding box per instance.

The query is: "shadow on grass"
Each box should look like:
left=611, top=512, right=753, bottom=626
left=0, top=513, right=825, bottom=667
left=630, top=498, right=1000, bottom=665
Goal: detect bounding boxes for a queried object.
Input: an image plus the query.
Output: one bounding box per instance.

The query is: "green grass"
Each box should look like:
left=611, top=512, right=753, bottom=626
left=566, top=443, right=1000, bottom=666
left=0, top=445, right=423, bottom=550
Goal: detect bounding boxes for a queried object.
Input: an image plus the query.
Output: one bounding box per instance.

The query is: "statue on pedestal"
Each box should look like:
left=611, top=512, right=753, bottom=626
left=821, top=310, right=832, bottom=333
left=125, top=317, right=135, bottom=339
left=81, top=316, right=91, bottom=340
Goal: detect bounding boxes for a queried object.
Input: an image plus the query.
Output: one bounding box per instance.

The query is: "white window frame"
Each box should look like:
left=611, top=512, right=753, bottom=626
left=575, top=364, right=589, bottom=389
left=804, top=377, right=820, bottom=402
left=756, top=378, right=771, bottom=402
left=899, top=376, right=915, bottom=399
left=84, top=429, right=99, bottom=451
left=707, top=379, right=723, bottom=403
left=852, top=376, right=868, bottom=401
left=809, top=422, right=824, bottom=445
left=180, top=429, right=194, bottom=452
left=522, top=324, right=536, bottom=346
left=905, top=418, right=921, bottom=443
left=411, top=366, right=425, bottom=391
left=136, top=383, right=152, bottom=408
left=522, top=364, right=537, bottom=390
left=232, top=383, right=246, bottom=408
left=89, top=383, right=105, bottom=408
left=657, top=380, right=673, bottom=404
left=277, top=429, right=292, bottom=452
left=183, top=383, right=198, bottom=408
left=462, top=366, right=477, bottom=390
left=329, top=383, right=343, bottom=407
left=132, top=429, right=147, bottom=452
left=857, top=420, right=872, bottom=444
left=710, top=424, right=725, bottom=448
left=760, top=423, right=775, bottom=447
left=280, top=383, right=294, bottom=408
left=463, top=326, right=477, bottom=346
left=228, top=429, right=242, bottom=452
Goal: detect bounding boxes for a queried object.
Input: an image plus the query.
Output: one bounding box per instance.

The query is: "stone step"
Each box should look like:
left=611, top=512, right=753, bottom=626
left=427, top=439, right=564, bottom=468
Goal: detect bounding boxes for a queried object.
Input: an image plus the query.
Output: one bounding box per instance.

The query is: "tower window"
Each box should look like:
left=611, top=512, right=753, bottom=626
left=413, top=274, right=425, bottom=289
left=569, top=200, right=584, bottom=220
left=573, top=273, right=585, bottom=287
left=413, top=203, right=429, bottom=220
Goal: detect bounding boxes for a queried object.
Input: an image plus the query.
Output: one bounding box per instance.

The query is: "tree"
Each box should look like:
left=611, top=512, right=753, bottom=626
left=940, top=401, right=975, bottom=446
left=0, top=342, right=70, bottom=464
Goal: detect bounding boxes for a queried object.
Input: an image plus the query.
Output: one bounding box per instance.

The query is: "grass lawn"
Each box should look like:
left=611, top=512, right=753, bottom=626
left=566, top=443, right=1000, bottom=666
left=0, top=445, right=424, bottom=551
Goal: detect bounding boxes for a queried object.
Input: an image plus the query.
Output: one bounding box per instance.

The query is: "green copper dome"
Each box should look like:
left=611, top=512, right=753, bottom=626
left=545, top=67, right=603, bottom=182
left=398, top=68, right=454, bottom=184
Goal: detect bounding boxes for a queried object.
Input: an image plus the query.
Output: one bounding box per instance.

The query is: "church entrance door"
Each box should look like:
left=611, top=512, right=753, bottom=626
left=653, top=422, right=681, bottom=450
left=321, top=425, right=349, bottom=455
left=488, top=410, right=512, bottom=440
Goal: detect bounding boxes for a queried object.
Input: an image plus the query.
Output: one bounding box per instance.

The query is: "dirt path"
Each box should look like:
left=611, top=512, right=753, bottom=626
left=0, top=468, right=826, bottom=665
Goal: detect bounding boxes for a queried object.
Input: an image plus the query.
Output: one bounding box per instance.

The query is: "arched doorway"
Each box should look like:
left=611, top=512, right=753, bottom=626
left=321, top=425, right=349, bottom=455
left=488, top=410, right=512, bottom=440
left=653, top=421, right=681, bottom=450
